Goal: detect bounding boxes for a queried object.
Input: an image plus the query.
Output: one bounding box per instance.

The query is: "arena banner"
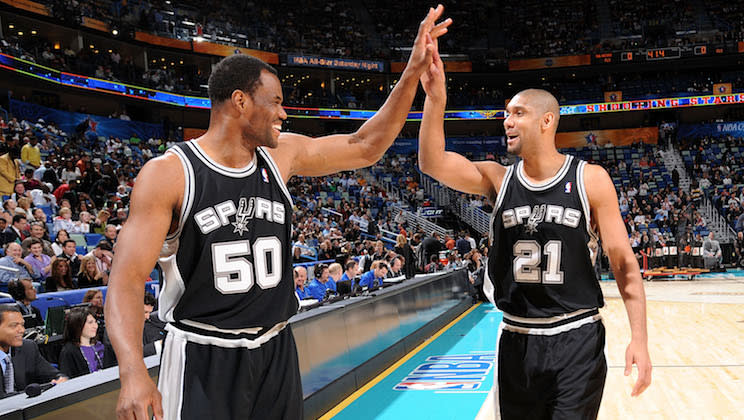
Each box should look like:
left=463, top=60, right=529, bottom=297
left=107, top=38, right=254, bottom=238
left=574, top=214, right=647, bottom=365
left=287, top=54, right=384, bottom=72
left=9, top=99, right=163, bottom=142
left=713, top=83, right=732, bottom=94
left=81, top=17, right=108, bottom=32
left=508, top=55, right=591, bottom=71
left=388, top=136, right=506, bottom=155
left=192, top=41, right=279, bottom=64
left=0, top=0, right=49, bottom=16
left=390, top=61, right=472, bottom=73
left=604, top=91, right=622, bottom=102
left=678, top=121, right=744, bottom=139
left=556, top=127, right=658, bottom=148
left=134, top=32, right=192, bottom=50
left=739, top=42, right=744, bottom=53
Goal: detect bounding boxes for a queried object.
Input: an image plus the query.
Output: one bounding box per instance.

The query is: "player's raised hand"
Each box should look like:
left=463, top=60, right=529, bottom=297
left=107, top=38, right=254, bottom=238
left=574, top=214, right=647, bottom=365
left=625, top=339, right=652, bottom=396
left=420, top=33, right=446, bottom=103
left=406, top=5, right=452, bottom=76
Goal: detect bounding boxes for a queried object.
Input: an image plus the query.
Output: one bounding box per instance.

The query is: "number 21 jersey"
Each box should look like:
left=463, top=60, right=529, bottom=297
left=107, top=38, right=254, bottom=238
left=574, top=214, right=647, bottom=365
left=486, top=155, right=604, bottom=318
left=157, top=141, right=297, bottom=332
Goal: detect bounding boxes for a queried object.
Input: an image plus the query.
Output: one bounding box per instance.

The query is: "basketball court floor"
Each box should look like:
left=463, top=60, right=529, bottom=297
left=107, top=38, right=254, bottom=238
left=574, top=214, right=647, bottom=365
left=320, top=274, right=744, bottom=419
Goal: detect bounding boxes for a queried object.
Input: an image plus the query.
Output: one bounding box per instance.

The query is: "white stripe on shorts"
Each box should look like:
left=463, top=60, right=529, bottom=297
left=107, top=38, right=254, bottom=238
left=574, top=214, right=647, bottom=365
left=158, top=331, right=187, bottom=420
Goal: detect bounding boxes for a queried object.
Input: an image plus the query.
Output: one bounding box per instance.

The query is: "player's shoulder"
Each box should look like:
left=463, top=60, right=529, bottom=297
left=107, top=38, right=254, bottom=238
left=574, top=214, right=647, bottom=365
left=138, top=151, right=183, bottom=178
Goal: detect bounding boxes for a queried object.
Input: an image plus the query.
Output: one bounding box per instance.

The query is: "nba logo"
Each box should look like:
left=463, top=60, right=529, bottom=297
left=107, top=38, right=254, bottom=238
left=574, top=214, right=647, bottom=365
left=564, top=182, right=572, bottom=193
left=261, top=168, right=269, bottom=183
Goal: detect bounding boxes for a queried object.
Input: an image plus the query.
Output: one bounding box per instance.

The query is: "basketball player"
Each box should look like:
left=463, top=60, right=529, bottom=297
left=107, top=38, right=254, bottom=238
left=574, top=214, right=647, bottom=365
left=417, top=48, right=651, bottom=418
left=105, top=7, right=451, bottom=420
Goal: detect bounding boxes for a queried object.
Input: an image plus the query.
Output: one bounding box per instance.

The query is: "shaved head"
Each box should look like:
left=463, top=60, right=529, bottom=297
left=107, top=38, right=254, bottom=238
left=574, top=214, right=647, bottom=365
left=513, top=89, right=560, bottom=131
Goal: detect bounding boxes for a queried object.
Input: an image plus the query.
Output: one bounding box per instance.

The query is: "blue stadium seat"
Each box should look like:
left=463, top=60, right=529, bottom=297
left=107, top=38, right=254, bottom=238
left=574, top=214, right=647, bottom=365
left=85, top=233, right=103, bottom=246
left=76, top=246, right=88, bottom=255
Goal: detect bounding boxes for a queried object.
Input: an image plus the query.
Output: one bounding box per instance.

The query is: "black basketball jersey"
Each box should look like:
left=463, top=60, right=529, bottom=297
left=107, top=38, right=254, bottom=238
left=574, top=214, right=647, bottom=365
left=157, top=141, right=298, bottom=332
left=486, top=155, right=604, bottom=317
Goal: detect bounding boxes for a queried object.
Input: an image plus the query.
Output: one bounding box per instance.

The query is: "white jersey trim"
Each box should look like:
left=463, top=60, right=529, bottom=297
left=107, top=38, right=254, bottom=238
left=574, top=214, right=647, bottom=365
left=490, top=165, right=514, bottom=246
left=256, top=147, right=294, bottom=207
left=577, top=160, right=600, bottom=242
left=165, top=321, right=287, bottom=349
left=157, top=253, right=186, bottom=324
left=482, top=260, right=496, bottom=306
left=186, top=140, right=258, bottom=178
left=501, top=307, right=597, bottom=324
left=516, top=154, right=572, bottom=191
left=165, top=146, right=196, bottom=241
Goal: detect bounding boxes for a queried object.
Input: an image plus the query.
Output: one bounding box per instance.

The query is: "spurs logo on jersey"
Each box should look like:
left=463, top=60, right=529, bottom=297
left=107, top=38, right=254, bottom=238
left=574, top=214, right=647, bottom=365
left=194, top=196, right=286, bottom=235
left=502, top=204, right=582, bottom=231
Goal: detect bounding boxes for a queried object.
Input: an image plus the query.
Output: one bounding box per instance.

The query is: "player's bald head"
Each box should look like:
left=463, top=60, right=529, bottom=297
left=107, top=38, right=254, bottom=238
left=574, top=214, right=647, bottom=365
left=513, top=89, right=560, bottom=130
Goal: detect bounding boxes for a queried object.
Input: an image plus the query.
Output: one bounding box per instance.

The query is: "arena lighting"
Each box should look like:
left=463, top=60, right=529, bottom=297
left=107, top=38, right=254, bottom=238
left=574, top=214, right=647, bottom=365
left=17, top=31, right=23, bottom=36
left=194, top=36, right=204, bottom=42
left=112, top=29, right=119, bottom=36
left=8, top=24, right=13, bottom=29
left=31, top=30, right=37, bottom=35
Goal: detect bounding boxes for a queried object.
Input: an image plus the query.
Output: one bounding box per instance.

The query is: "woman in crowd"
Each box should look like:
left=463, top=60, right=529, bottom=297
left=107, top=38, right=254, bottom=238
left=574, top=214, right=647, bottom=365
left=51, top=229, right=69, bottom=255
left=78, top=255, right=105, bottom=288
left=2, top=199, right=17, bottom=224
left=92, top=209, right=110, bottom=234
left=58, top=308, right=115, bottom=378
left=46, top=258, right=74, bottom=292
left=82, top=289, right=105, bottom=319
left=394, top=234, right=416, bottom=278
left=15, top=197, right=34, bottom=220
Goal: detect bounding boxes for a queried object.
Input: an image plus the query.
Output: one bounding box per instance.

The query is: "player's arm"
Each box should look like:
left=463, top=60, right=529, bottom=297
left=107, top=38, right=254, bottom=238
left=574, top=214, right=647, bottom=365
left=270, top=6, right=451, bottom=180
left=416, top=33, right=503, bottom=197
left=585, top=163, right=651, bottom=397
left=105, top=155, right=181, bottom=420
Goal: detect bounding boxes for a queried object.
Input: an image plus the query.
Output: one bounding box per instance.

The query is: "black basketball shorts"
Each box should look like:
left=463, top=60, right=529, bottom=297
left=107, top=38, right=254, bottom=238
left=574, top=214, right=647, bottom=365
left=495, top=309, right=607, bottom=420
left=158, top=323, right=303, bottom=420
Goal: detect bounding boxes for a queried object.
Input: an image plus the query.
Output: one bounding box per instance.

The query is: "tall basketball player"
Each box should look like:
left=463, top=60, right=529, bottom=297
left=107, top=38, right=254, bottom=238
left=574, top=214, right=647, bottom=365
left=105, top=7, right=451, bottom=420
left=417, top=49, right=651, bottom=418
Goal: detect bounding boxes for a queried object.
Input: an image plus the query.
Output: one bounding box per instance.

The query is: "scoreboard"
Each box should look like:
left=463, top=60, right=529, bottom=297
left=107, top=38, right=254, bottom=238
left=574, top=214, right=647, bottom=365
left=592, top=44, right=731, bottom=64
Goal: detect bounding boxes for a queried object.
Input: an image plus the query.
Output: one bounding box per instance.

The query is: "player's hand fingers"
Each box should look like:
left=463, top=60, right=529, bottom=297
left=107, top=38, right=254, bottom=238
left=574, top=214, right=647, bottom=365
left=631, top=360, right=652, bottom=397
left=152, top=393, right=164, bottom=420
left=430, top=18, right=452, bottom=39
left=624, top=348, right=633, bottom=376
left=417, top=5, right=444, bottom=39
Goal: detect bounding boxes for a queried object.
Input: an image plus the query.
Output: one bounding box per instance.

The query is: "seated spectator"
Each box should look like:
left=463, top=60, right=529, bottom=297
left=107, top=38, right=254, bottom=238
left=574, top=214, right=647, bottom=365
left=339, top=260, right=359, bottom=283
left=58, top=308, right=115, bottom=379
left=78, top=255, right=105, bottom=288
left=91, top=210, right=110, bottom=234
left=56, top=239, right=82, bottom=277
left=51, top=229, right=69, bottom=256
left=46, top=259, right=74, bottom=292
left=7, top=279, right=43, bottom=328
left=0, top=243, right=38, bottom=283
left=82, top=290, right=104, bottom=320
left=0, top=305, right=67, bottom=399
left=306, top=264, right=337, bottom=300
left=388, top=256, right=404, bottom=278
left=4, top=215, right=29, bottom=245
left=15, top=197, right=33, bottom=221
left=1, top=200, right=17, bottom=225
left=294, top=266, right=310, bottom=299
left=85, top=241, right=113, bottom=282
left=358, top=261, right=388, bottom=289
left=53, top=208, right=80, bottom=235
left=143, top=293, right=165, bottom=357
left=0, top=218, right=7, bottom=247
left=21, top=222, right=55, bottom=257
left=23, top=239, right=53, bottom=282
left=703, top=232, right=723, bottom=269
left=328, top=263, right=343, bottom=283
left=424, top=254, right=442, bottom=273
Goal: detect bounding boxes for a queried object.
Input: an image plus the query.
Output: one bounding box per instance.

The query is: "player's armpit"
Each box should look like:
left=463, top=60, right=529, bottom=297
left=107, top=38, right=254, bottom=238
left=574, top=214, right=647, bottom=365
left=584, top=163, right=630, bottom=257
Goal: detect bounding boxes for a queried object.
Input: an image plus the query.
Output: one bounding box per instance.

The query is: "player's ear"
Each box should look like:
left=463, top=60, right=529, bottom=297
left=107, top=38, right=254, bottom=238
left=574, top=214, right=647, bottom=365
left=542, top=112, right=556, bottom=131
left=231, top=89, right=253, bottom=113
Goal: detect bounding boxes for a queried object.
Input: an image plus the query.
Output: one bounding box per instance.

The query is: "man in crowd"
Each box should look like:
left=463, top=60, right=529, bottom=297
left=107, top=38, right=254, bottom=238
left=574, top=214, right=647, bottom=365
left=86, top=241, right=114, bottom=282
left=20, top=137, right=41, bottom=170
left=4, top=216, right=28, bottom=245
left=294, top=267, right=310, bottom=299
left=103, top=224, right=118, bottom=247
left=340, top=260, right=359, bottom=283
left=0, top=305, right=67, bottom=398
left=306, top=264, right=337, bottom=300
left=0, top=136, right=21, bottom=197
left=703, top=231, right=723, bottom=269
left=0, top=243, right=38, bottom=283
left=422, top=231, right=444, bottom=267
left=56, top=239, right=82, bottom=278
left=7, top=279, right=43, bottom=328
left=358, top=261, right=388, bottom=289
left=21, top=222, right=54, bottom=257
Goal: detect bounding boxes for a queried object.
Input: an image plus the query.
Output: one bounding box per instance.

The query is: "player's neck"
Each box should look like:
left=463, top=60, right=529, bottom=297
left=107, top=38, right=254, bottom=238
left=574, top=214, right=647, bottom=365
left=195, top=131, right=256, bottom=169
left=520, top=150, right=565, bottom=183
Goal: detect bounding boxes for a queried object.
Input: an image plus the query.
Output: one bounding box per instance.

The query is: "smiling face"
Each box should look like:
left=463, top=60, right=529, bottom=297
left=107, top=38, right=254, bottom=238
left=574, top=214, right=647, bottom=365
left=503, top=89, right=560, bottom=156
left=239, top=70, right=287, bottom=149
left=0, top=311, right=24, bottom=351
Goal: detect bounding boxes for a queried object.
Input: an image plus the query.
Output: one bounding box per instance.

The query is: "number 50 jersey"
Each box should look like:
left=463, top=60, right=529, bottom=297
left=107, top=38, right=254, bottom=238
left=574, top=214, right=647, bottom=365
left=485, top=155, right=604, bottom=318
left=157, top=141, right=297, bottom=332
